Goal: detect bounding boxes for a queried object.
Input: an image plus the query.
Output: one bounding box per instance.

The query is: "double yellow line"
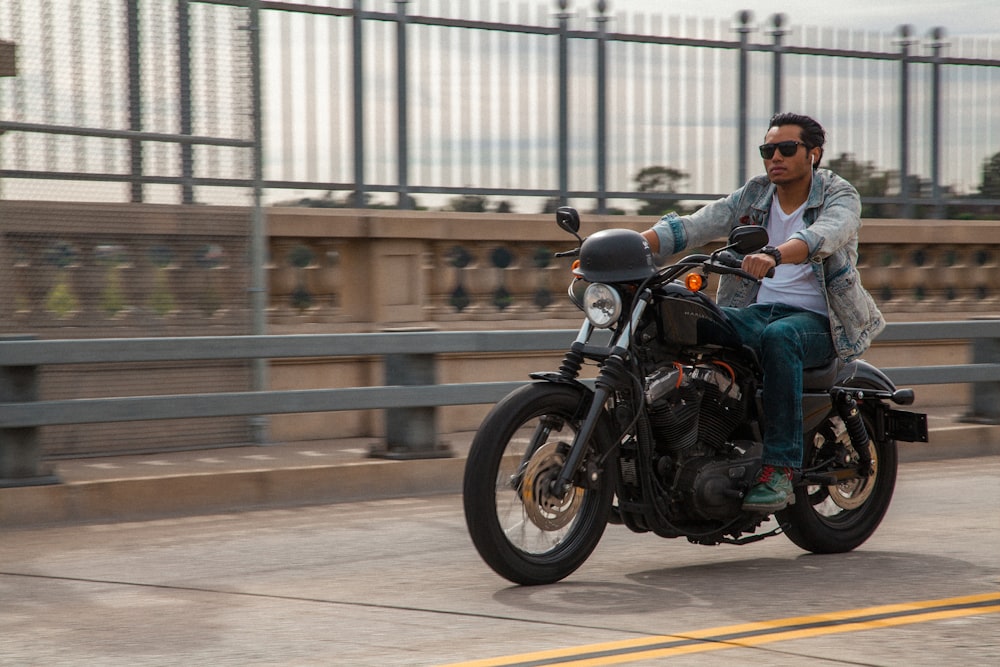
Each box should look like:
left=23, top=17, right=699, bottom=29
left=441, top=591, right=1000, bottom=666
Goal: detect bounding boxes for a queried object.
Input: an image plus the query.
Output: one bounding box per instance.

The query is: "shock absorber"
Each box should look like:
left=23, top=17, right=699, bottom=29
left=831, top=388, right=873, bottom=476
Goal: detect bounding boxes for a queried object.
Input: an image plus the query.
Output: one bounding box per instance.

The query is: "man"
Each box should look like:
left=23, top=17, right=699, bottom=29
left=641, top=112, right=884, bottom=512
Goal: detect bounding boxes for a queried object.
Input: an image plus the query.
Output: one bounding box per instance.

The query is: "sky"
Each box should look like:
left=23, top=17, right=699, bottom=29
left=607, top=0, right=1000, bottom=39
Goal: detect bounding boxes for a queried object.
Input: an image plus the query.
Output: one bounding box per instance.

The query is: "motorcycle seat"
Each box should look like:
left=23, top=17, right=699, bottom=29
left=802, top=357, right=841, bottom=390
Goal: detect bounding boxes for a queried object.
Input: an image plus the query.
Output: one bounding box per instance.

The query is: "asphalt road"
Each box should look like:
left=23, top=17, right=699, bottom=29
left=2, top=456, right=999, bottom=666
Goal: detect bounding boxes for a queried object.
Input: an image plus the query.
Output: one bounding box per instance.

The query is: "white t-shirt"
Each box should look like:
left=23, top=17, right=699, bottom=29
left=755, top=195, right=828, bottom=316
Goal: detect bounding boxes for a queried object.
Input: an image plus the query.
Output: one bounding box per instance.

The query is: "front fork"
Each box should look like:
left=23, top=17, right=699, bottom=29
left=550, top=297, right=649, bottom=497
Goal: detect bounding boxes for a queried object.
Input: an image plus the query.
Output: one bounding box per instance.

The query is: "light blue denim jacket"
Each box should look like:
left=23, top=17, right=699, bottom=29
left=651, top=168, right=885, bottom=362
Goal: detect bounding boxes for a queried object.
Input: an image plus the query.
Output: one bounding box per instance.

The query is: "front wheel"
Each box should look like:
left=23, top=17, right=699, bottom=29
left=779, top=406, right=897, bottom=554
left=463, top=382, right=616, bottom=585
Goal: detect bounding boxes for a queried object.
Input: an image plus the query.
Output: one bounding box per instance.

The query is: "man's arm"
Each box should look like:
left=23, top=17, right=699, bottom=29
left=641, top=191, right=743, bottom=261
left=641, top=228, right=661, bottom=254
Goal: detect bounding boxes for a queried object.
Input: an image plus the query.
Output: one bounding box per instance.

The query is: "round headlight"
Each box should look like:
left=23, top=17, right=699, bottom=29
left=583, top=282, right=622, bottom=328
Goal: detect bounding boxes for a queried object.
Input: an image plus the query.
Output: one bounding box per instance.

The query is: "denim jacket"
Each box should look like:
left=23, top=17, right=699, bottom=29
left=651, top=168, right=885, bottom=362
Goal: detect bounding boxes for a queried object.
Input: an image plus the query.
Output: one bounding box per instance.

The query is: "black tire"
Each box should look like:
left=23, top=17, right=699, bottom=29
left=462, top=382, right=616, bottom=585
left=779, top=401, right=898, bottom=554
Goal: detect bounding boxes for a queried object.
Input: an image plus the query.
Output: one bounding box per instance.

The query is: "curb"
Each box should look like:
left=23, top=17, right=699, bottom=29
left=2, top=423, right=998, bottom=528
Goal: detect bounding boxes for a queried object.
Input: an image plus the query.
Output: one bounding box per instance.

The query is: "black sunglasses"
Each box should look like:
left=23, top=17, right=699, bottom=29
left=759, top=140, right=807, bottom=159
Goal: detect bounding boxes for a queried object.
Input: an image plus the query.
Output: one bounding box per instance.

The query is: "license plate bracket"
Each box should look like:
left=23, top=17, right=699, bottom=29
left=883, top=408, right=929, bottom=443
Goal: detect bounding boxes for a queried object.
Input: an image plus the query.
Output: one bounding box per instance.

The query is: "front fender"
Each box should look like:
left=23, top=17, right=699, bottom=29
left=529, top=371, right=594, bottom=393
left=527, top=372, right=598, bottom=423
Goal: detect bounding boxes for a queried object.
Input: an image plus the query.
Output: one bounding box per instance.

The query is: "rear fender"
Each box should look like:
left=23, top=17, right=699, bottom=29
left=836, top=359, right=896, bottom=392
left=835, top=360, right=928, bottom=443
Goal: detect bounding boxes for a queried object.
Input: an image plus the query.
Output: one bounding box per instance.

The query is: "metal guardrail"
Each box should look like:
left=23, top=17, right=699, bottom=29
left=2, top=321, right=999, bottom=484
left=0, top=331, right=593, bottom=430
left=0, top=322, right=997, bottom=426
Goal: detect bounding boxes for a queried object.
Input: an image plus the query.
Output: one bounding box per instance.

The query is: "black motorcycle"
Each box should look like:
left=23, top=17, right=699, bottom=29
left=462, top=207, right=929, bottom=585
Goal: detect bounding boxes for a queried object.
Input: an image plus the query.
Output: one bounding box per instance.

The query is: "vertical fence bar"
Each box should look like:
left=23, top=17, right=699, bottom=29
left=126, top=0, right=143, bottom=202
left=41, top=0, right=56, bottom=171
left=595, top=2, right=608, bottom=214
left=395, top=1, right=410, bottom=209
left=177, top=0, right=194, bottom=204
left=248, top=0, right=269, bottom=444
left=769, top=13, right=786, bottom=115
left=557, top=1, right=569, bottom=206
left=735, top=11, right=752, bottom=187
left=70, top=0, right=85, bottom=170
left=898, top=24, right=914, bottom=218
left=352, top=0, right=366, bottom=206
left=929, top=27, right=946, bottom=219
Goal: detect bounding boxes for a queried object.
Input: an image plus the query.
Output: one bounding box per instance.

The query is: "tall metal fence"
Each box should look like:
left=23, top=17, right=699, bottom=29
left=2, top=1, right=1000, bottom=217
left=1, top=1, right=999, bottom=458
left=0, top=0, right=260, bottom=335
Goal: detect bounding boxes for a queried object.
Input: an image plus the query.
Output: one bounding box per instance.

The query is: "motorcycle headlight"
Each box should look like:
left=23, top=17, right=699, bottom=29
left=583, top=282, right=622, bottom=328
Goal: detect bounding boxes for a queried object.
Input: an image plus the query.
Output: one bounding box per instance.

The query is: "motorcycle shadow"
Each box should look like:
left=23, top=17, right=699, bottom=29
left=492, top=550, right=994, bottom=616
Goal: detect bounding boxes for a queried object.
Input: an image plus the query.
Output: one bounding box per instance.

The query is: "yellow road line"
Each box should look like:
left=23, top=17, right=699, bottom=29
left=439, top=591, right=1000, bottom=667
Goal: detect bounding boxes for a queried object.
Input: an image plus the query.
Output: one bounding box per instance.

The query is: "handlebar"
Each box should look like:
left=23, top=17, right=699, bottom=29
left=689, top=249, right=774, bottom=281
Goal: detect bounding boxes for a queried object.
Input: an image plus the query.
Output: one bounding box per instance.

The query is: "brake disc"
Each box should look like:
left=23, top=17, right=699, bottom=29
left=828, top=441, right=878, bottom=510
left=520, top=441, right=583, bottom=530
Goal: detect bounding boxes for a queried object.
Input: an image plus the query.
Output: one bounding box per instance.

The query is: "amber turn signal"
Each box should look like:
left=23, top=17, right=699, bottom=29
left=685, top=273, right=705, bottom=291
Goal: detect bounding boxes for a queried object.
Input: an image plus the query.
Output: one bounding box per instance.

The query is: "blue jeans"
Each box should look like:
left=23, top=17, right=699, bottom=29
left=721, top=303, right=836, bottom=469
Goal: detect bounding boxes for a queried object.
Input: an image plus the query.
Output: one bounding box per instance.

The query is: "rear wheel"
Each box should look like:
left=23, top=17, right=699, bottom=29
left=779, top=406, right=897, bottom=554
left=462, top=382, right=616, bottom=585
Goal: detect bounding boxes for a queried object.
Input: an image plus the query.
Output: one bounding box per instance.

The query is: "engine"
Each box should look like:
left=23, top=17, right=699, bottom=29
left=644, top=362, right=745, bottom=453
left=641, top=362, right=756, bottom=521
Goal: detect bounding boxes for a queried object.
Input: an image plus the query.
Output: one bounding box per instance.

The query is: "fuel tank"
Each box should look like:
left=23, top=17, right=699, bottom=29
left=655, top=283, right=743, bottom=350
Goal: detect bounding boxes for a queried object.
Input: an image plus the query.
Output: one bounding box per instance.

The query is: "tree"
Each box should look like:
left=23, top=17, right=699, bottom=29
left=825, top=153, right=892, bottom=218
left=633, top=165, right=689, bottom=216
left=540, top=197, right=562, bottom=214
left=447, top=194, right=489, bottom=212
left=978, top=151, right=1000, bottom=198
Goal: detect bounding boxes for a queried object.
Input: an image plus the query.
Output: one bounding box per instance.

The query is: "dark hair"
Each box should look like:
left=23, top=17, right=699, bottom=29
left=768, top=112, right=825, bottom=168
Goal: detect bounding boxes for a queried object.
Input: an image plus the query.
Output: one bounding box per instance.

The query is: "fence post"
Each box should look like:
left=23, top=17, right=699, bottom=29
left=557, top=0, right=570, bottom=207
left=594, top=2, right=609, bottom=215
left=395, top=0, right=411, bottom=209
left=352, top=0, right=367, bottom=207
left=370, top=333, right=453, bottom=460
left=928, top=27, right=946, bottom=219
left=126, top=0, right=143, bottom=203
left=963, top=317, right=1000, bottom=424
left=178, top=0, right=194, bottom=204
left=768, top=13, right=786, bottom=114
left=0, top=336, right=59, bottom=487
left=735, top=11, right=753, bottom=187
left=897, top=24, right=915, bottom=218
left=248, top=0, right=270, bottom=445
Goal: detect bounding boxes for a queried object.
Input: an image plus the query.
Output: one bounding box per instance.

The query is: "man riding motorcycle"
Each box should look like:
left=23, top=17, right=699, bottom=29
left=641, top=112, right=885, bottom=512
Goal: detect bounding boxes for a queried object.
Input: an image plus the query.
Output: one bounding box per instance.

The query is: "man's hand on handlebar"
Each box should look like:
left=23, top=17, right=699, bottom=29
left=741, top=239, right=809, bottom=279
left=742, top=252, right=778, bottom=280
